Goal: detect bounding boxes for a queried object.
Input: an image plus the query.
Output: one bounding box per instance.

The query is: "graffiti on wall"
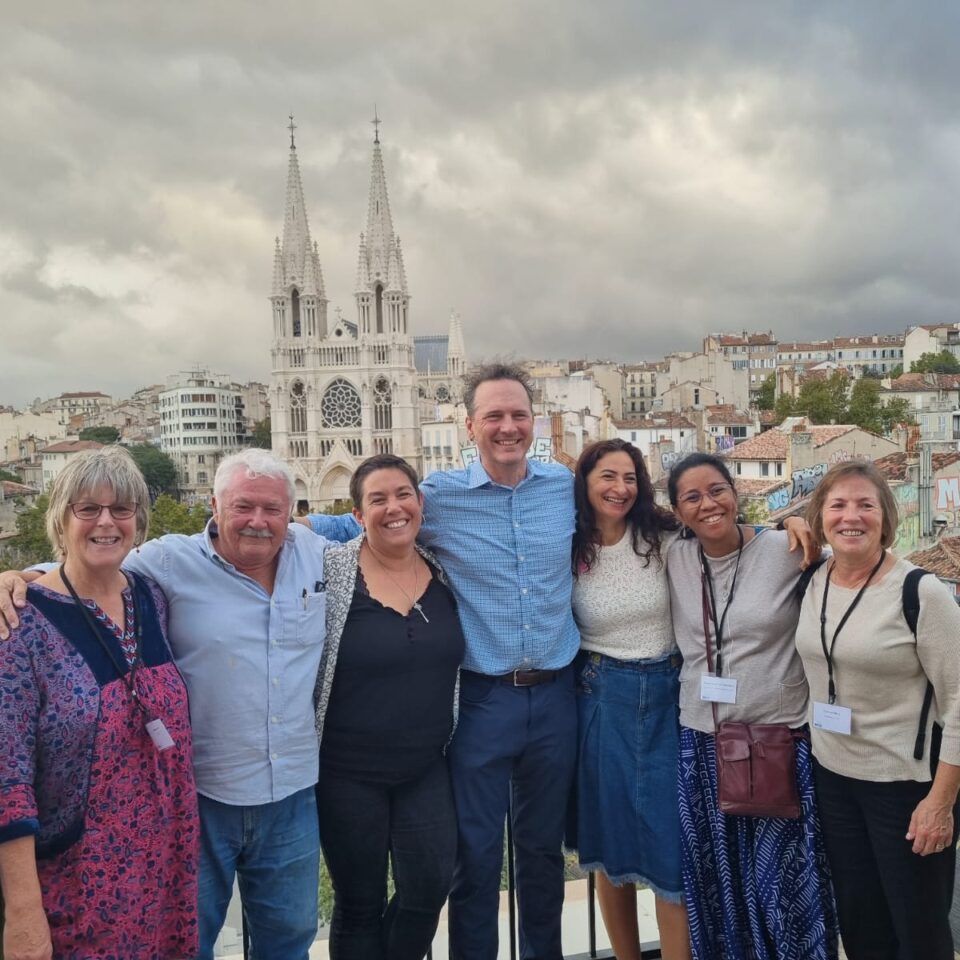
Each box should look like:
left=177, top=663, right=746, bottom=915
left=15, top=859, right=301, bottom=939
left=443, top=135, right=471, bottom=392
left=828, top=449, right=851, bottom=465
left=767, top=487, right=791, bottom=513
left=661, top=451, right=682, bottom=472
left=936, top=478, right=960, bottom=511
left=714, top=435, right=736, bottom=453
left=894, top=482, right=920, bottom=552
left=791, top=463, right=828, bottom=500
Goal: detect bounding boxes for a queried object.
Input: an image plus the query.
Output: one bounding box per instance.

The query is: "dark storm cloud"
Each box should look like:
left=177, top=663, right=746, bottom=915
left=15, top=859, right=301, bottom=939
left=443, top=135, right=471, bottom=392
left=1, top=1, right=958, bottom=405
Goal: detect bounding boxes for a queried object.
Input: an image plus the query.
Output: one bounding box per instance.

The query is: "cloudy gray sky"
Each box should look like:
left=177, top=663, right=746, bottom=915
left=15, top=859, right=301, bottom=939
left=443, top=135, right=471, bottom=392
left=2, top=1, right=958, bottom=408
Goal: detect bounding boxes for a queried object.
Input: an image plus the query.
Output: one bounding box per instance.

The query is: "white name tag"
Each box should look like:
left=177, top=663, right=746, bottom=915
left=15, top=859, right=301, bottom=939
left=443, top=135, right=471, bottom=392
left=700, top=675, right=738, bottom=704
left=145, top=718, right=175, bottom=751
left=813, top=701, right=852, bottom=735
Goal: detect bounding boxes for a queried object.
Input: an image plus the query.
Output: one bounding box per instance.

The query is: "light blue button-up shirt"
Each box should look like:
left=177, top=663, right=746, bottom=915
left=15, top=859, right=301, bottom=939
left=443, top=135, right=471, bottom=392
left=418, top=459, right=580, bottom=674
left=121, top=516, right=355, bottom=805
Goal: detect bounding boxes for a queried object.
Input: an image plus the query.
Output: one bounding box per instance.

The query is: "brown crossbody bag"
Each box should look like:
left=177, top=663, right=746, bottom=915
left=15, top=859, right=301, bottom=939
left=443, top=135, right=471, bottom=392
left=701, top=576, right=803, bottom=819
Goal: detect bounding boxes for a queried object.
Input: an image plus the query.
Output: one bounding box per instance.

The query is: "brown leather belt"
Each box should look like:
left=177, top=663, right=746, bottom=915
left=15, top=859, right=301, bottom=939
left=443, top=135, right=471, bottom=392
left=467, top=668, right=560, bottom=687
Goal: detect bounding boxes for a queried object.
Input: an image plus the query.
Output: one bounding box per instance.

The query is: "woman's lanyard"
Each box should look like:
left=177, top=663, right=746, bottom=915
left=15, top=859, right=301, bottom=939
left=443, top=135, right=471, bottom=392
left=59, top=566, right=175, bottom=751
left=699, top=525, right=744, bottom=677
left=818, top=552, right=886, bottom=704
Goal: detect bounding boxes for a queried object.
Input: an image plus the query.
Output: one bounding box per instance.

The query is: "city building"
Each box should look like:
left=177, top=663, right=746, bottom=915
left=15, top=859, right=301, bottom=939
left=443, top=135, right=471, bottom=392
left=903, top=323, right=960, bottom=372
left=158, top=369, right=245, bottom=502
left=39, top=439, right=104, bottom=492
left=621, top=362, right=662, bottom=418
left=883, top=373, right=960, bottom=446
left=703, top=331, right=777, bottom=403
left=32, top=391, right=113, bottom=429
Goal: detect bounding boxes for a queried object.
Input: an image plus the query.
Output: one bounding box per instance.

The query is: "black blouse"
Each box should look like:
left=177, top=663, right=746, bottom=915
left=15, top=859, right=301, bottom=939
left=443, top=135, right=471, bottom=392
left=320, top=569, right=465, bottom=783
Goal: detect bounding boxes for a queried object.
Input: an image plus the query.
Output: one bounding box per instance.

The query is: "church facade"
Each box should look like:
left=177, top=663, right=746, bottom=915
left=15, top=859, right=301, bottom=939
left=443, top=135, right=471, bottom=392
left=269, top=118, right=464, bottom=509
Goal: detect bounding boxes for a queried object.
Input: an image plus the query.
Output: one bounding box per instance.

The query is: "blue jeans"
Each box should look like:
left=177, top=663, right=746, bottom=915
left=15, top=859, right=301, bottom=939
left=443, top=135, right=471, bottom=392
left=196, top=786, right=320, bottom=960
left=448, top=666, right=577, bottom=960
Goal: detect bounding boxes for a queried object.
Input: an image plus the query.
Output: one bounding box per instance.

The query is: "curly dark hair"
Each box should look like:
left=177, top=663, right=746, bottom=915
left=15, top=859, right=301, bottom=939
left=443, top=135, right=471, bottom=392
left=573, top=439, right=679, bottom=576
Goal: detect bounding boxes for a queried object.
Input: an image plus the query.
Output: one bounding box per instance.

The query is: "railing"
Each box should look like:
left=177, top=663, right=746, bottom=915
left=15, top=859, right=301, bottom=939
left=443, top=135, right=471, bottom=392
left=239, top=812, right=663, bottom=959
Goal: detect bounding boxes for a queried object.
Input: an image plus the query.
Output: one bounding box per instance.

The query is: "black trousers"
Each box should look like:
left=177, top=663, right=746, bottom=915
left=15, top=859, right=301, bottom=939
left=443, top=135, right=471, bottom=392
left=317, top=757, right=457, bottom=960
left=813, top=759, right=960, bottom=960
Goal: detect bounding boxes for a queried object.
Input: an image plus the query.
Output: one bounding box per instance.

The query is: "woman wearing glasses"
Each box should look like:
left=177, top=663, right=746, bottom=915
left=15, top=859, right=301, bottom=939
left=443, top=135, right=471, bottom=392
left=666, top=453, right=837, bottom=960
left=0, top=447, right=198, bottom=960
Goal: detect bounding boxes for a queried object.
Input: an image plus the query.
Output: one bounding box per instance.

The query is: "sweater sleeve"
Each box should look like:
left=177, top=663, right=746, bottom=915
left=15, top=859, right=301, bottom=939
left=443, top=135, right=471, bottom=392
left=0, top=618, right=41, bottom=844
left=915, top=575, right=960, bottom=767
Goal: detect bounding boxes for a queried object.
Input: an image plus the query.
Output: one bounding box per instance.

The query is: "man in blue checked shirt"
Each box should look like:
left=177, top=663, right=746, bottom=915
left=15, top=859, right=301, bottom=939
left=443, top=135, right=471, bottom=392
left=303, top=362, right=578, bottom=959
left=420, top=362, right=579, bottom=960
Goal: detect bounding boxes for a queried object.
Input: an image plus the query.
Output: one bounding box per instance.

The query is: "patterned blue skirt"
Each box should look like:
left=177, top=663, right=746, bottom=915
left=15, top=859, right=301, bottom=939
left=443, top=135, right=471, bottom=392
left=678, top=726, right=838, bottom=960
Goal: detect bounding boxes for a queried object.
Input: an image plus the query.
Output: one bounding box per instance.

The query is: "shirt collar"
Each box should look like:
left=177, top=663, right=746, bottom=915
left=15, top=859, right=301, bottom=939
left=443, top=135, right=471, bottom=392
left=467, top=456, right=547, bottom=489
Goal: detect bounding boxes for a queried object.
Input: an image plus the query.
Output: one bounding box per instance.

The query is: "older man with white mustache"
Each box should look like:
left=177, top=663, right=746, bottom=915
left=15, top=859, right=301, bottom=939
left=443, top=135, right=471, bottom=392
left=0, top=448, right=358, bottom=960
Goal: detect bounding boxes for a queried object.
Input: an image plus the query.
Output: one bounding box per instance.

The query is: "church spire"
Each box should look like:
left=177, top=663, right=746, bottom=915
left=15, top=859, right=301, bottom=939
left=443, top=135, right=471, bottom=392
left=279, top=115, right=325, bottom=300
left=355, top=113, right=410, bottom=336
left=447, top=309, right=466, bottom=379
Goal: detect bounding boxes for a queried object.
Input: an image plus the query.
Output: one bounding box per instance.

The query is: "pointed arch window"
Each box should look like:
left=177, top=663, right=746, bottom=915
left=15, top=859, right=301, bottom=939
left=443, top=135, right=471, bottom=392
left=289, top=381, right=307, bottom=434
left=291, top=288, right=301, bottom=337
left=375, top=284, right=384, bottom=334
left=321, top=378, right=362, bottom=429
left=373, top=378, right=392, bottom=431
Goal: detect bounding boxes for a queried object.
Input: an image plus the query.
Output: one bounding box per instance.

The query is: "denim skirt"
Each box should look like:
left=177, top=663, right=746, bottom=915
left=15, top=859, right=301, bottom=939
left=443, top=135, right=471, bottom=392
left=574, top=648, right=684, bottom=902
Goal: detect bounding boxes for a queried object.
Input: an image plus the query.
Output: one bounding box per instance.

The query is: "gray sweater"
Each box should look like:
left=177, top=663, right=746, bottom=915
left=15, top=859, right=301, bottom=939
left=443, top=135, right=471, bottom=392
left=668, top=529, right=808, bottom=733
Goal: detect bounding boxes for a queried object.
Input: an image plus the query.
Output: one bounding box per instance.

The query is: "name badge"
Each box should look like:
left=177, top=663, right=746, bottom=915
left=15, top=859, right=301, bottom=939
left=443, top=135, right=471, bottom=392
left=145, top=718, right=175, bottom=751
left=700, top=675, right=738, bottom=704
left=813, top=701, right=852, bottom=735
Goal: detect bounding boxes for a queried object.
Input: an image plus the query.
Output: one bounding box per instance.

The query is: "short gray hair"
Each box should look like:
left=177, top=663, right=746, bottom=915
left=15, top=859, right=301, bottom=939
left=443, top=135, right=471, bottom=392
left=214, top=449, right=296, bottom=507
left=46, top=446, right=151, bottom=560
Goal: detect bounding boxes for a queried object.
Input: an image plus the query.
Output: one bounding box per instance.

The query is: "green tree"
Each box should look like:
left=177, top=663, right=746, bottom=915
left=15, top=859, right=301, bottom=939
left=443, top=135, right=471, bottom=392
left=147, top=495, right=209, bottom=539
left=773, top=393, right=795, bottom=421
left=10, top=495, right=54, bottom=565
left=740, top=499, right=770, bottom=526
left=756, top=374, right=776, bottom=411
left=793, top=371, right=848, bottom=424
left=128, top=444, right=178, bottom=500
left=79, top=426, right=120, bottom=443
left=0, top=468, right=22, bottom=483
left=881, top=397, right=916, bottom=433
left=888, top=364, right=903, bottom=379
left=250, top=417, right=272, bottom=449
left=909, top=351, right=960, bottom=374
left=845, top=379, right=883, bottom=434
left=320, top=498, right=354, bottom=515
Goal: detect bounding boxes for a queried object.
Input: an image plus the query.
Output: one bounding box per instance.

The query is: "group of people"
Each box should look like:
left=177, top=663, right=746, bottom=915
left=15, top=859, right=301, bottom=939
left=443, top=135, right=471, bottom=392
left=0, top=361, right=958, bottom=960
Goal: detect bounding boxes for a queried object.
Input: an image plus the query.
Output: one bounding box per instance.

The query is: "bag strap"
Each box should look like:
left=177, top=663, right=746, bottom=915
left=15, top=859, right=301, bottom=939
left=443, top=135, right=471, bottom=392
left=795, top=557, right=827, bottom=602
left=701, top=577, right=720, bottom=734
left=905, top=567, right=935, bottom=760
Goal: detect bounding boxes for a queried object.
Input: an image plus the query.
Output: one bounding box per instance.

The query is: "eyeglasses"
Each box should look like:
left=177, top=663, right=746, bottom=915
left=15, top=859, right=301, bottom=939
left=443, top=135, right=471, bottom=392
left=677, top=483, right=734, bottom=508
left=69, top=502, right=138, bottom=521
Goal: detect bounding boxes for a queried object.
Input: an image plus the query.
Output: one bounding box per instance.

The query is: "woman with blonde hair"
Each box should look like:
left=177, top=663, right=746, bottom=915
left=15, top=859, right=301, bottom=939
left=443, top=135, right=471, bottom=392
left=0, top=447, right=198, bottom=960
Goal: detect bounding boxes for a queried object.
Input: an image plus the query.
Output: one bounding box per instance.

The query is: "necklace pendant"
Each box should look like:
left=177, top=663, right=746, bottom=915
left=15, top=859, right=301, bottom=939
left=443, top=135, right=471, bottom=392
left=413, top=602, right=430, bottom=624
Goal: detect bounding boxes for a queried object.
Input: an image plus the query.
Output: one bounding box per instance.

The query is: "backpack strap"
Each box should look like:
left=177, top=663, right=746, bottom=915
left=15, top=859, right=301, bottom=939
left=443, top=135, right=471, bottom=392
left=795, top=557, right=827, bottom=602
left=904, top=568, right=935, bottom=761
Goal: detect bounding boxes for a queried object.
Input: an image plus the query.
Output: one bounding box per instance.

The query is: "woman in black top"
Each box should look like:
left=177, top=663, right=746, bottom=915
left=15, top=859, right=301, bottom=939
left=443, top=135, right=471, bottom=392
left=314, top=454, right=465, bottom=960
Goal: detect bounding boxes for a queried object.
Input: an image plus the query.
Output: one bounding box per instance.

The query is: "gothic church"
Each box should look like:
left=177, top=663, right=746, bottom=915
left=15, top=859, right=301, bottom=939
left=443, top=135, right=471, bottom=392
left=270, top=118, right=465, bottom=509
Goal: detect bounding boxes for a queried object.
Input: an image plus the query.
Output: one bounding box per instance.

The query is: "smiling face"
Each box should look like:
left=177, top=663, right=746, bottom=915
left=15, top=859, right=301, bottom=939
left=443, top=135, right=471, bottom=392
left=61, top=484, right=138, bottom=577
left=586, top=451, right=638, bottom=531
left=820, top=474, right=885, bottom=566
left=354, top=467, right=423, bottom=554
left=211, top=473, right=291, bottom=576
left=673, top=464, right=740, bottom=556
left=465, top=379, right=534, bottom=486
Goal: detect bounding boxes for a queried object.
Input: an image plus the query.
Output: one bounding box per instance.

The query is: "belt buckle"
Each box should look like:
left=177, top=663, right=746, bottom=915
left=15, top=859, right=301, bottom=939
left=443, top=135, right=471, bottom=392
left=512, top=669, right=531, bottom=687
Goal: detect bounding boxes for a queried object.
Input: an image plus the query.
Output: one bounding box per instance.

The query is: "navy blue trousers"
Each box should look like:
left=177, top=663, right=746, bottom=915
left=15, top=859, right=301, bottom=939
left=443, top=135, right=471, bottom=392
left=447, top=666, right=577, bottom=960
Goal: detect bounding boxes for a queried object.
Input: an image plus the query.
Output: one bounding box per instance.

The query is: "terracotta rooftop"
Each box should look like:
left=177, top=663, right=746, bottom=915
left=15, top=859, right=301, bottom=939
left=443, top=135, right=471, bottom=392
left=724, top=423, right=858, bottom=461
left=706, top=405, right=754, bottom=426
left=834, top=335, right=904, bottom=348
left=778, top=341, right=835, bottom=353
left=613, top=413, right=696, bottom=430
left=733, top=478, right=788, bottom=497
left=1, top=480, right=36, bottom=497
left=41, top=440, right=105, bottom=454
left=906, top=537, right=960, bottom=581
left=886, top=373, right=960, bottom=392
left=873, top=451, right=960, bottom=482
